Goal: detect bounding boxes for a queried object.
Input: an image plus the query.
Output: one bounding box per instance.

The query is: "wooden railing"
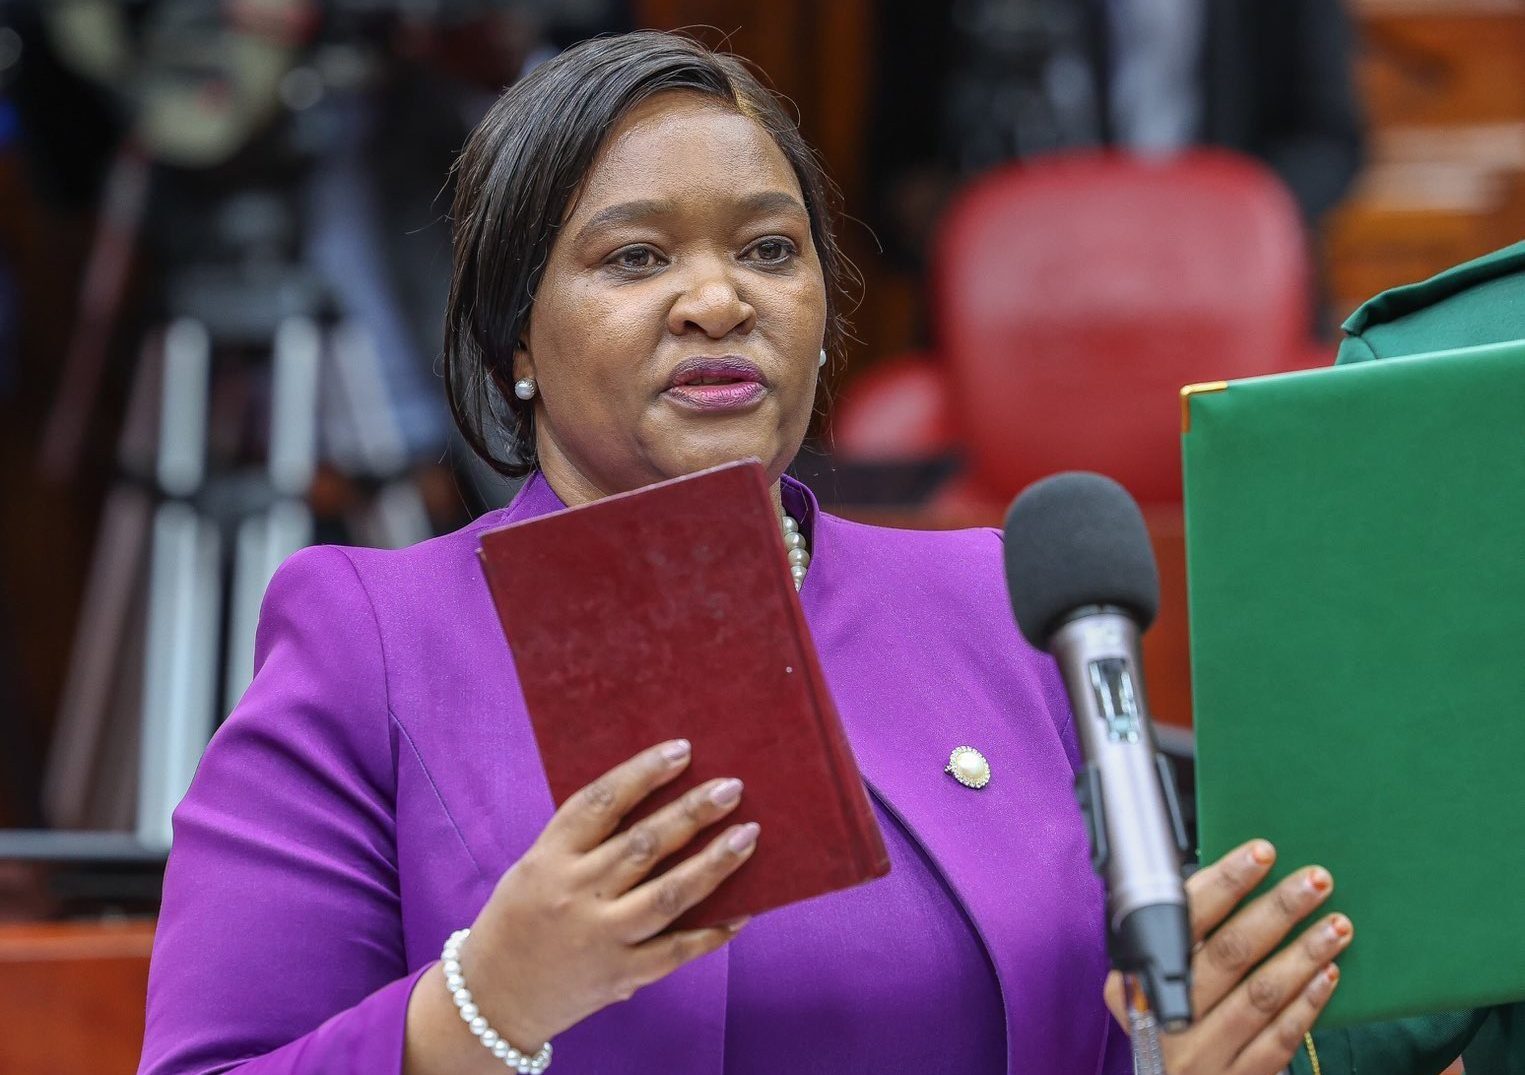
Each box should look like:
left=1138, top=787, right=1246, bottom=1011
left=0, top=918, right=154, bottom=1075
left=1326, top=0, right=1525, bottom=317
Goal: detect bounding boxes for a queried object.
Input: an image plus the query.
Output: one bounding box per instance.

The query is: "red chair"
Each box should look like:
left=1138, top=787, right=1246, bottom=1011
left=832, top=150, right=1332, bottom=724
left=826, top=350, right=954, bottom=461
left=932, top=149, right=1318, bottom=507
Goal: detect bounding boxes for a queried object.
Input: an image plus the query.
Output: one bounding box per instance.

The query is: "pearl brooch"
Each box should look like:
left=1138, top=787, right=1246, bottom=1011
left=945, top=745, right=992, bottom=789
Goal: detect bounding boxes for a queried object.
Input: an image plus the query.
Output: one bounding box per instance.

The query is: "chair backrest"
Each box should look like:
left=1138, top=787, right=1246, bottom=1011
left=827, top=351, right=953, bottom=461
left=933, top=149, right=1312, bottom=505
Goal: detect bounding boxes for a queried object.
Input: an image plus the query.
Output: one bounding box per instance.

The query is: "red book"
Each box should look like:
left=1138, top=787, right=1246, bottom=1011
left=478, top=461, right=890, bottom=931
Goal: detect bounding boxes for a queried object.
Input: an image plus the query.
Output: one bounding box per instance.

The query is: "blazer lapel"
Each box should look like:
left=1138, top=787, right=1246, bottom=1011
left=797, top=493, right=1113, bottom=1074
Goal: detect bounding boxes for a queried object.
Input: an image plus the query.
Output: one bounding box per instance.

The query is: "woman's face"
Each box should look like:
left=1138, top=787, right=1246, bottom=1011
left=517, top=90, right=828, bottom=505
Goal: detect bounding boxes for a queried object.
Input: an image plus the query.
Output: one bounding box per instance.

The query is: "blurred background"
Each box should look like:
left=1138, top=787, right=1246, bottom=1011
left=0, top=0, right=1518, bottom=1069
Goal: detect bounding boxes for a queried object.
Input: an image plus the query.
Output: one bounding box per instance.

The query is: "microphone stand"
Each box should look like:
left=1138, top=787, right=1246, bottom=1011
left=1123, top=973, right=1167, bottom=1075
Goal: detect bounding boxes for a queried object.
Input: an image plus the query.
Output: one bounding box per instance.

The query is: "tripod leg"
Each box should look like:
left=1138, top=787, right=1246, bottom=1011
left=41, top=487, right=152, bottom=830
left=357, top=480, right=432, bottom=551
left=38, top=146, right=152, bottom=482
left=135, top=318, right=220, bottom=853
left=223, top=316, right=321, bottom=712
left=224, top=513, right=269, bottom=718
left=268, top=317, right=321, bottom=497
left=224, top=501, right=311, bottom=716
left=326, top=321, right=431, bottom=549
left=327, top=321, right=406, bottom=475
left=41, top=325, right=166, bottom=830
left=156, top=319, right=211, bottom=496
left=100, top=569, right=149, bottom=833
left=136, top=506, right=222, bottom=853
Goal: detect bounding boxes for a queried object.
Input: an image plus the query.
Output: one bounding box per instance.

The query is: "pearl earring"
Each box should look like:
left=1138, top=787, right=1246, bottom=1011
left=513, top=378, right=537, bottom=401
left=818, top=349, right=828, bottom=369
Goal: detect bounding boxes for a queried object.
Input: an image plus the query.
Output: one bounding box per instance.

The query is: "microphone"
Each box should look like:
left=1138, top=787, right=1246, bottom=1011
left=1003, top=472, right=1193, bottom=1031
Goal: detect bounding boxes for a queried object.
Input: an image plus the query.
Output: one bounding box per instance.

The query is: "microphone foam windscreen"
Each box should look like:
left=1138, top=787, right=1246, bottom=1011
left=1003, top=472, right=1161, bottom=650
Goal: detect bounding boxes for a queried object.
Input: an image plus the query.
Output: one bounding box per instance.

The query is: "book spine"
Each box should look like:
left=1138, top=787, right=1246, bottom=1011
left=746, top=462, right=881, bottom=879
left=772, top=545, right=888, bottom=880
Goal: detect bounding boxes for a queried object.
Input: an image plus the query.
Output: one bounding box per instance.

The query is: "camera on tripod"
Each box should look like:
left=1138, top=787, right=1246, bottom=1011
left=5, top=0, right=544, bottom=873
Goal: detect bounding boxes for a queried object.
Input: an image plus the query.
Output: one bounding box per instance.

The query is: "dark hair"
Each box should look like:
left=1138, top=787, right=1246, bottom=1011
left=442, top=30, right=853, bottom=478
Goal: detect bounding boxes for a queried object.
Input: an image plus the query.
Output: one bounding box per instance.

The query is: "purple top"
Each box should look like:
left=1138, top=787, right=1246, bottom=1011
left=724, top=800, right=1006, bottom=1072
left=138, top=473, right=1130, bottom=1075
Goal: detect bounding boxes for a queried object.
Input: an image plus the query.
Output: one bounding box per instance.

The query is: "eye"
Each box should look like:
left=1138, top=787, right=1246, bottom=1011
left=745, top=236, right=797, bottom=266
left=607, top=245, right=664, bottom=274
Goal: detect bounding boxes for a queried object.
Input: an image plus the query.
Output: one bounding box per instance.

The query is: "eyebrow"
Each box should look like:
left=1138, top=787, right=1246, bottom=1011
left=572, top=190, right=808, bottom=244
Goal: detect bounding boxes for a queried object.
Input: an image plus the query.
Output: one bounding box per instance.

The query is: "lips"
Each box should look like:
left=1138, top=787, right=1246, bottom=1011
left=663, top=357, right=769, bottom=412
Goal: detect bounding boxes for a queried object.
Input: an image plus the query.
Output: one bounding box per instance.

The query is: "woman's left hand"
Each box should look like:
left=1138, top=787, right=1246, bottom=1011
left=1104, top=839, right=1354, bottom=1075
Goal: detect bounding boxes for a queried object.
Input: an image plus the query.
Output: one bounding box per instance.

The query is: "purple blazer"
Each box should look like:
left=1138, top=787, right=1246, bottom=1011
left=139, top=473, right=1130, bottom=1074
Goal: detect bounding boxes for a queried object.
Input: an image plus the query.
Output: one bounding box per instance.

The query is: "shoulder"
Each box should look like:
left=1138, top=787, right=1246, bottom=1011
left=814, top=511, right=1082, bottom=768
left=1338, top=240, right=1525, bottom=364
left=813, top=512, right=1038, bottom=672
left=819, top=510, right=1002, bottom=558
left=323, top=510, right=508, bottom=596
left=255, top=511, right=511, bottom=697
left=817, top=506, right=1006, bottom=558
left=237, top=511, right=511, bottom=750
left=266, top=510, right=507, bottom=622
left=816, top=511, right=1007, bottom=603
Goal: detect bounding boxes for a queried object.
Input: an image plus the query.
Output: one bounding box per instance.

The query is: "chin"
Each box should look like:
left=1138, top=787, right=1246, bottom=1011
left=660, top=430, right=794, bottom=481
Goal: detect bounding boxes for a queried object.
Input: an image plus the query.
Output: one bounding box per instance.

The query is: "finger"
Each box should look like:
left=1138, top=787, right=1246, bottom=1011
left=1230, top=964, right=1341, bottom=1075
left=616, top=918, right=750, bottom=1001
left=1207, top=913, right=1351, bottom=1063
left=1194, top=866, right=1335, bottom=1013
left=1103, top=971, right=1125, bottom=1027
left=1186, top=839, right=1277, bottom=941
left=541, top=739, right=692, bottom=853
left=579, top=777, right=746, bottom=897
left=608, top=821, right=760, bottom=943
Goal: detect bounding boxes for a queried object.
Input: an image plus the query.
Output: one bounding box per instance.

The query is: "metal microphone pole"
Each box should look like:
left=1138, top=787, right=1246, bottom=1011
left=1124, top=973, right=1168, bottom=1075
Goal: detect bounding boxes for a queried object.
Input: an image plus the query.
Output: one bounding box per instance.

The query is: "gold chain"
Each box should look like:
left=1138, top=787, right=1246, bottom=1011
left=1304, top=1032, right=1322, bottom=1075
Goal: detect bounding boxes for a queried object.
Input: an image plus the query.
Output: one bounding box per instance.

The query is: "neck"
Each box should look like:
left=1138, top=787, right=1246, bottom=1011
left=535, top=442, right=787, bottom=517
left=533, top=439, right=613, bottom=510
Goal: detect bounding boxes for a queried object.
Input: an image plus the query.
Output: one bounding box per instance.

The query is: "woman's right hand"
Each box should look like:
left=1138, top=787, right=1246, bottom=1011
left=450, top=738, right=757, bottom=1055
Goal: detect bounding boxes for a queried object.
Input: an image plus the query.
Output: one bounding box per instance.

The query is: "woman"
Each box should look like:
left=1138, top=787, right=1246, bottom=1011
left=138, top=32, right=1349, bottom=1075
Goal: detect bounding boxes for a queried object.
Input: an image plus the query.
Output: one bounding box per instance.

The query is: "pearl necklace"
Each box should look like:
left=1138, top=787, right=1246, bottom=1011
left=781, top=511, right=810, bottom=590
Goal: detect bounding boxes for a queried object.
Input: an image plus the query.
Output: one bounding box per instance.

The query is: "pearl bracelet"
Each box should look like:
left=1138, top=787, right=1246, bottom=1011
left=441, top=929, right=553, bottom=1073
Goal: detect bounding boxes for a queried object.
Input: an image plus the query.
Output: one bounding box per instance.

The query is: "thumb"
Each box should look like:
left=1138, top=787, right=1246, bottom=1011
left=1103, top=970, right=1127, bottom=1027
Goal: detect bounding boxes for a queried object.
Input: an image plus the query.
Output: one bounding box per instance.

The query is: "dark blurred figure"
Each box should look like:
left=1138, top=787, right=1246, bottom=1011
left=871, top=0, right=1365, bottom=267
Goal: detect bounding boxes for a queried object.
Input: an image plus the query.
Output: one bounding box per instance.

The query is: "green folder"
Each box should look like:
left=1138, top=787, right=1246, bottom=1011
left=1182, top=339, right=1525, bottom=1030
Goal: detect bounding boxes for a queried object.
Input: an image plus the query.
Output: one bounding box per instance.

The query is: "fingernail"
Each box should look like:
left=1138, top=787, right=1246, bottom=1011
left=724, top=916, right=752, bottom=932
left=1247, top=840, right=1275, bottom=866
left=727, top=822, right=760, bottom=854
left=1306, top=963, right=1339, bottom=999
left=1325, top=915, right=1353, bottom=942
left=662, top=739, right=691, bottom=764
left=709, top=778, right=743, bottom=806
left=1305, top=867, right=1333, bottom=896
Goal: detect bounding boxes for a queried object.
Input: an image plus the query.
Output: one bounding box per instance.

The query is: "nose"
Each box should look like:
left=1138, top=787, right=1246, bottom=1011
left=666, top=260, right=756, bottom=340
